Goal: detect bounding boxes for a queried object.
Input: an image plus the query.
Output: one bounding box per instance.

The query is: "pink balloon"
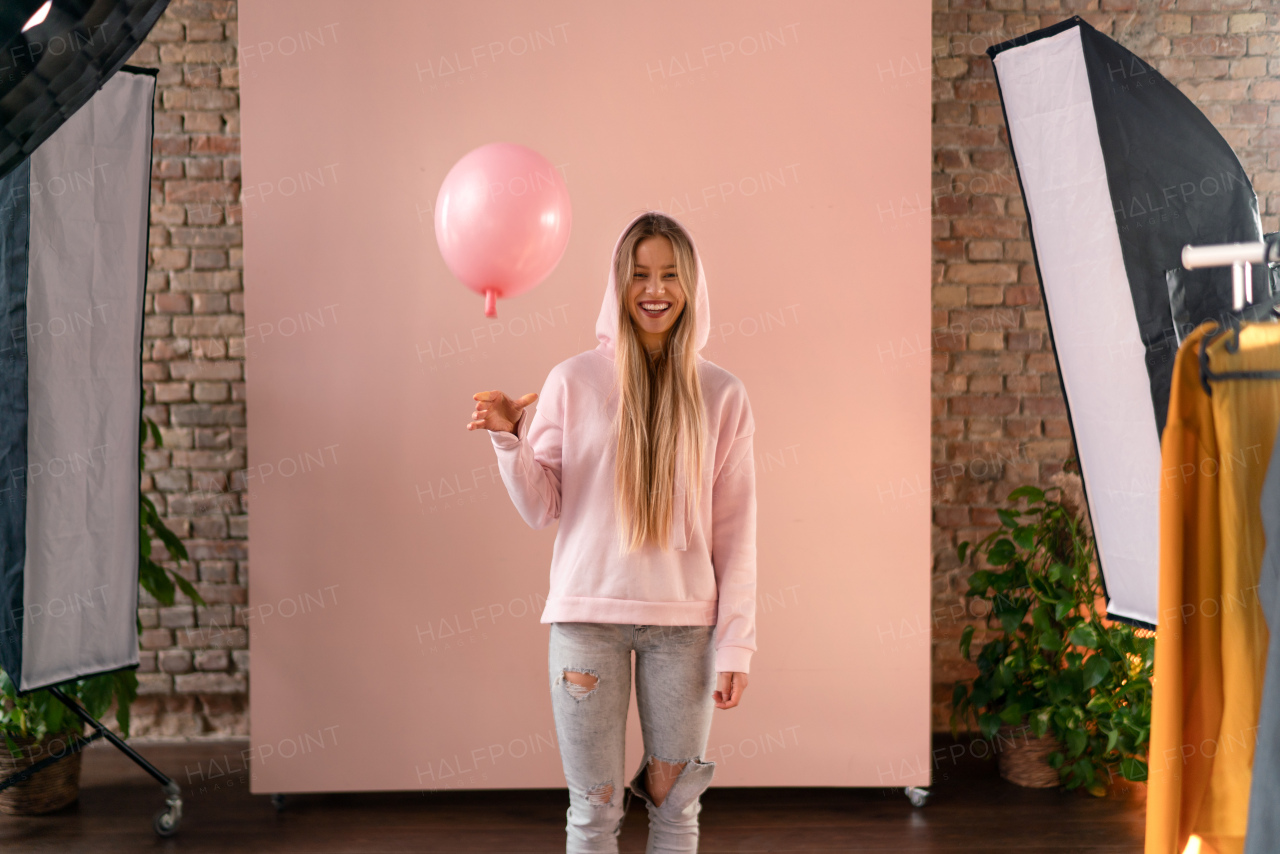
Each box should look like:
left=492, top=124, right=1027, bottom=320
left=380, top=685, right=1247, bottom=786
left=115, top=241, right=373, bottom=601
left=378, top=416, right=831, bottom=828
left=434, top=142, right=572, bottom=317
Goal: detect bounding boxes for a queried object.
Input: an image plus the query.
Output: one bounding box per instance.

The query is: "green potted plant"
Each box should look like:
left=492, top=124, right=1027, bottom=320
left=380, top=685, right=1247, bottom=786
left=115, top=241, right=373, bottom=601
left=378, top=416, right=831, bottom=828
left=0, top=416, right=206, bottom=813
left=950, top=480, right=1154, bottom=797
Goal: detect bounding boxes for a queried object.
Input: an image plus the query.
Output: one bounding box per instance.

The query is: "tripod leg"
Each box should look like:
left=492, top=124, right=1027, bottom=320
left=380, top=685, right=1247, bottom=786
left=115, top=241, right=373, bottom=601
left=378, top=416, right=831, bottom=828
left=47, top=686, right=183, bottom=836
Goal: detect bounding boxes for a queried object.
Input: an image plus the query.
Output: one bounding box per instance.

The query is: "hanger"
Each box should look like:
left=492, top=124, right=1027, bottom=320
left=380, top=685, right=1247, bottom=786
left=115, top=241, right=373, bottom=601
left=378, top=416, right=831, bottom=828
left=1192, top=249, right=1280, bottom=394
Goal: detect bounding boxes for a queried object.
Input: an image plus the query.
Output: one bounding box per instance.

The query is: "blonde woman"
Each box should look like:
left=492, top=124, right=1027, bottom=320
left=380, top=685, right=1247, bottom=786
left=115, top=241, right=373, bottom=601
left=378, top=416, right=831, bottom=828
left=467, top=210, right=757, bottom=854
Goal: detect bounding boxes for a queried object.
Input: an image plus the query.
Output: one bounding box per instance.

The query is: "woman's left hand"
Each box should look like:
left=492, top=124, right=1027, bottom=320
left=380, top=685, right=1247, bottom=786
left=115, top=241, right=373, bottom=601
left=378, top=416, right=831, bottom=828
left=714, top=672, right=748, bottom=709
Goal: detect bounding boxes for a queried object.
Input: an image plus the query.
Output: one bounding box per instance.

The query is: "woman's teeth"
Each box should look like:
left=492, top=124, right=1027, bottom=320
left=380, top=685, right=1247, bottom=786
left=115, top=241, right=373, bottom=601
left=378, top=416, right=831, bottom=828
left=639, top=301, right=671, bottom=317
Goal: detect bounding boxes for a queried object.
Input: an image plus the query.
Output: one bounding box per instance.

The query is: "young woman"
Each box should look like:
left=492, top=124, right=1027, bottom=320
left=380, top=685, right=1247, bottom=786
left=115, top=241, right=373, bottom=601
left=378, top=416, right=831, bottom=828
left=466, top=210, right=757, bottom=853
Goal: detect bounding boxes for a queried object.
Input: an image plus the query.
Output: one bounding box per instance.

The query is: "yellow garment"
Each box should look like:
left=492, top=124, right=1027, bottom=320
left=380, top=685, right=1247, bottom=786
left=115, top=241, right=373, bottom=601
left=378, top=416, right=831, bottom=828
left=1147, top=321, right=1276, bottom=854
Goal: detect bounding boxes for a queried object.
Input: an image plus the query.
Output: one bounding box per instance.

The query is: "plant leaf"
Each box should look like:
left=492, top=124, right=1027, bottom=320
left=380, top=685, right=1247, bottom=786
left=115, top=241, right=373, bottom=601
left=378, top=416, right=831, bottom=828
left=1083, top=654, right=1110, bottom=690
left=988, top=538, right=1018, bottom=566
left=1120, top=757, right=1147, bottom=782
left=113, top=672, right=138, bottom=739
left=1065, top=728, right=1087, bottom=758
left=1038, top=632, right=1063, bottom=652
left=967, top=570, right=992, bottom=596
left=170, top=571, right=207, bottom=608
left=140, top=556, right=176, bottom=605
left=1030, top=708, right=1051, bottom=738
left=151, top=522, right=189, bottom=562
left=1008, top=485, right=1045, bottom=503
left=1068, top=623, right=1102, bottom=650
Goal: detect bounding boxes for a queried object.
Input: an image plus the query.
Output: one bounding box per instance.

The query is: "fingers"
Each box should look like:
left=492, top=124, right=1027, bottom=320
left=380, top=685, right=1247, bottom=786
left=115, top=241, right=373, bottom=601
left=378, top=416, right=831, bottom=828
left=468, top=390, right=534, bottom=432
left=471, top=394, right=504, bottom=435
left=713, top=672, right=747, bottom=710
left=469, top=391, right=504, bottom=431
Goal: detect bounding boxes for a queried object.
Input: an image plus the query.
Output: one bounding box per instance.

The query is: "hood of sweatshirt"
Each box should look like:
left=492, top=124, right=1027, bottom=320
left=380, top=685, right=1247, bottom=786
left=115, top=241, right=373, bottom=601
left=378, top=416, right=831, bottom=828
left=594, top=210, right=710, bottom=360
left=592, top=210, right=710, bottom=551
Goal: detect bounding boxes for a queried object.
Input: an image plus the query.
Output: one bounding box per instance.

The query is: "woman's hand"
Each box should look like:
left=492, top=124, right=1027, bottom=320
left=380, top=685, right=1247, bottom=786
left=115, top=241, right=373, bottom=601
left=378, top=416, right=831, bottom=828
left=468, top=390, right=538, bottom=435
left=714, top=671, right=748, bottom=710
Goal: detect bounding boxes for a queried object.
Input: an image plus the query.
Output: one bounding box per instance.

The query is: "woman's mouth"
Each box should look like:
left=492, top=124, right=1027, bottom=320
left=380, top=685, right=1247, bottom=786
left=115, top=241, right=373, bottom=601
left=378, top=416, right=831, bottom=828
left=638, top=300, right=672, bottom=318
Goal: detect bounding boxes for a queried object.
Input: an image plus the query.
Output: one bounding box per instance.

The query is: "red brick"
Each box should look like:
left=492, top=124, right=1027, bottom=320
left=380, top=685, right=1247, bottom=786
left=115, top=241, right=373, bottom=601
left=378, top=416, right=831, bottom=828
left=948, top=396, right=1020, bottom=417
left=165, top=181, right=237, bottom=204
left=168, top=361, right=242, bottom=381
left=934, top=239, right=965, bottom=260
left=190, top=135, right=240, bottom=154
left=944, top=263, right=1018, bottom=285
left=934, top=101, right=971, bottom=125
left=1021, top=396, right=1067, bottom=417
left=174, top=672, right=245, bottom=694
left=951, top=217, right=1023, bottom=239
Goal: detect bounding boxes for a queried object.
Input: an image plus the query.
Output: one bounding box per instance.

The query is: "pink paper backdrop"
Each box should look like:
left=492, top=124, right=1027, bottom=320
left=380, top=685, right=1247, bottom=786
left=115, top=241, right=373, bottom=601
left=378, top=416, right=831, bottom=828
left=239, top=0, right=932, bottom=793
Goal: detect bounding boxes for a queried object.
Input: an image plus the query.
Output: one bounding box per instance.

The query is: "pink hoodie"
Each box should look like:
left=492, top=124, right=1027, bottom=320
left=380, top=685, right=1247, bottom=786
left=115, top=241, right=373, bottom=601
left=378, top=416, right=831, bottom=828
left=487, top=211, right=757, bottom=674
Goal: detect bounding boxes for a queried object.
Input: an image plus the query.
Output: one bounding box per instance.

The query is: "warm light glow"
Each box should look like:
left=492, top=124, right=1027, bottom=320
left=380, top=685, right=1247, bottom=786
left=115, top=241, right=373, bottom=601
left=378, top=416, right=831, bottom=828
left=1183, top=836, right=1202, bottom=854
left=21, top=1, right=52, bottom=32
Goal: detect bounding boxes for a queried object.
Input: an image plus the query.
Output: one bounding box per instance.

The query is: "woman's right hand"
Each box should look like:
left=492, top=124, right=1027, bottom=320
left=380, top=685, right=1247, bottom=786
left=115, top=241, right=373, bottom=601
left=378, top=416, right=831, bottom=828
left=468, top=390, right=538, bottom=435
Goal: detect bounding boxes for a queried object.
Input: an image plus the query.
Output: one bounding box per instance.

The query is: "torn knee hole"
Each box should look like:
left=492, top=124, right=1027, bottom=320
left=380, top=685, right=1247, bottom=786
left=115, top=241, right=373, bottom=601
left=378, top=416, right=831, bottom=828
left=560, top=669, right=599, bottom=699
left=645, top=757, right=689, bottom=807
left=587, top=781, right=613, bottom=806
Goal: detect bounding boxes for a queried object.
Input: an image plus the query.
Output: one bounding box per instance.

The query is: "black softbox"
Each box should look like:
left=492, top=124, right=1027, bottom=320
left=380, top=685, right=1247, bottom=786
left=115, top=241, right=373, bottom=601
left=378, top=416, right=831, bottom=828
left=0, top=0, right=166, bottom=692
left=988, top=17, right=1264, bottom=628
left=1, top=0, right=170, bottom=181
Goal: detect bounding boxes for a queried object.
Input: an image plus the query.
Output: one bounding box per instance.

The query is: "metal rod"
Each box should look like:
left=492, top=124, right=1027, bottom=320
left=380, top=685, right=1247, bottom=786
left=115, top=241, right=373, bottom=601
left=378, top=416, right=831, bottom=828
left=1182, top=241, right=1265, bottom=269
left=0, top=730, right=104, bottom=792
left=47, top=686, right=178, bottom=793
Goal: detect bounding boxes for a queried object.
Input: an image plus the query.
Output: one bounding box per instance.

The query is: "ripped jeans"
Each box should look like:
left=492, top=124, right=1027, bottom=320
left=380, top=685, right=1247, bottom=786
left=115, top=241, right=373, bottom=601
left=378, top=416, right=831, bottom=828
left=549, top=622, right=717, bottom=854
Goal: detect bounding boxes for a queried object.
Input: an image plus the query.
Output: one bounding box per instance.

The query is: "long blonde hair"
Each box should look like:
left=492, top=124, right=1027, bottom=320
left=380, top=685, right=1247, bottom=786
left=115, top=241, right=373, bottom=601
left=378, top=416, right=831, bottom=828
left=611, top=213, right=706, bottom=554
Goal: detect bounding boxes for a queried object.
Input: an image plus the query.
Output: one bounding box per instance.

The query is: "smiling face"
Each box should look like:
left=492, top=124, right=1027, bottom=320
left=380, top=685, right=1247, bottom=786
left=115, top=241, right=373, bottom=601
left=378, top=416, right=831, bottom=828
left=626, top=235, right=687, bottom=356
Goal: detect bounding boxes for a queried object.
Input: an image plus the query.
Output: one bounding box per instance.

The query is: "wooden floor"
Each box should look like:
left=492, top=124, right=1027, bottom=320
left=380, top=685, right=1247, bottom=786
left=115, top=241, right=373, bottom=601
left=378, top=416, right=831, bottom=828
left=0, top=735, right=1146, bottom=852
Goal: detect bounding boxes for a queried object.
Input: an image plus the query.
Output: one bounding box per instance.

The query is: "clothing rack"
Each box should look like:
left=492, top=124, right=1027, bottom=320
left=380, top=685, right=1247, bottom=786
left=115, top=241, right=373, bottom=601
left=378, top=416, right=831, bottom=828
left=1182, top=235, right=1280, bottom=389
left=1181, top=235, right=1280, bottom=310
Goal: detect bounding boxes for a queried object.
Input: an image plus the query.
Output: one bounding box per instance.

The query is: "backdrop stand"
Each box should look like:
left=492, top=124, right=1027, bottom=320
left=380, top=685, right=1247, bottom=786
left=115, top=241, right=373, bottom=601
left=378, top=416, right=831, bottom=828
left=0, top=686, right=182, bottom=837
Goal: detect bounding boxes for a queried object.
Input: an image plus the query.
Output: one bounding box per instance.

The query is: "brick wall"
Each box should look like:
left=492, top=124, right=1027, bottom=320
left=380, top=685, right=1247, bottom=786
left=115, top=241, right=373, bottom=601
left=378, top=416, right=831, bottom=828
left=930, top=0, right=1280, bottom=729
left=112, top=1, right=1280, bottom=738
left=126, top=0, right=246, bottom=737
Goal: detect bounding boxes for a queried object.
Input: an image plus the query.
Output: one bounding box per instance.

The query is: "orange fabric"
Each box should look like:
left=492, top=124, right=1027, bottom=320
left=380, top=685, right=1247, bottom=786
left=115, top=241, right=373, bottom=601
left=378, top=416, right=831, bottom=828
left=1147, top=321, right=1277, bottom=854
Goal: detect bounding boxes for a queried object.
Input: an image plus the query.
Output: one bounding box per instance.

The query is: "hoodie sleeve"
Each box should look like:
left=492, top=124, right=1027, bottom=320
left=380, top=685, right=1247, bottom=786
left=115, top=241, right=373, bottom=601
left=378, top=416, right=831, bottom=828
left=710, top=380, right=757, bottom=674
left=488, top=368, right=564, bottom=529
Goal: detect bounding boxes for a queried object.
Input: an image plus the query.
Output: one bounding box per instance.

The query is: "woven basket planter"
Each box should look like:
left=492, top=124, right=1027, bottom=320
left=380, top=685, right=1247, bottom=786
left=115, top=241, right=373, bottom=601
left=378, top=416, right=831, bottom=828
left=0, top=729, right=84, bottom=814
left=994, top=723, right=1063, bottom=788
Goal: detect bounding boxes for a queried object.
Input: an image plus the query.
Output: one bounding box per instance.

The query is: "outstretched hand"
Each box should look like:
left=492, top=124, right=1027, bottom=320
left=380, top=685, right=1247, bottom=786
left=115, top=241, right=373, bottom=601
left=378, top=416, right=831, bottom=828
left=714, top=671, right=748, bottom=710
left=468, top=390, right=538, bottom=435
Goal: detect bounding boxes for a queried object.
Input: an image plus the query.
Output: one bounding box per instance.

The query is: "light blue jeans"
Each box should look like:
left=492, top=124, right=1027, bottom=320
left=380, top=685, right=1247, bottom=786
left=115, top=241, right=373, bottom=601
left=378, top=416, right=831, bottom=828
left=548, top=622, right=718, bottom=854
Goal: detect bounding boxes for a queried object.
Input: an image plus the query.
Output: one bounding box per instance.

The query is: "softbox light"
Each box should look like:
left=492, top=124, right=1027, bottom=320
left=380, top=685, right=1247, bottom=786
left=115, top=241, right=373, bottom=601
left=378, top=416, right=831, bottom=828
left=0, top=65, right=155, bottom=693
left=988, top=17, right=1263, bottom=628
left=0, top=0, right=170, bottom=181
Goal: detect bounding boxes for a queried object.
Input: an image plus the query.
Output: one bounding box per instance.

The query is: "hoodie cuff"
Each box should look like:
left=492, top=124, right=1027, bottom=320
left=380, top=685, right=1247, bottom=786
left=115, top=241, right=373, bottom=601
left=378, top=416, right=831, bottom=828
left=488, top=408, right=527, bottom=449
left=715, top=645, right=753, bottom=675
